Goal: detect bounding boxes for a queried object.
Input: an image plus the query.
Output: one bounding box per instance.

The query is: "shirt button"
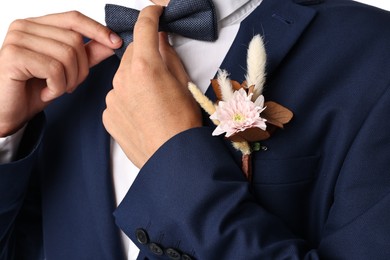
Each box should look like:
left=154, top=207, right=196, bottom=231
left=166, top=248, right=181, bottom=260
left=149, top=242, right=164, bottom=256
left=135, top=228, right=149, bottom=245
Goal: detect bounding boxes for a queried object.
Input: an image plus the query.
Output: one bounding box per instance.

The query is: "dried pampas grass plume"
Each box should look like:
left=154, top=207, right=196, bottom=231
left=245, top=34, right=267, bottom=100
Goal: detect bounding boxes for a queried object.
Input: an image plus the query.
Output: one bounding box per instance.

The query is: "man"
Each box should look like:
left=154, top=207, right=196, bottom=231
left=1, top=0, right=390, bottom=259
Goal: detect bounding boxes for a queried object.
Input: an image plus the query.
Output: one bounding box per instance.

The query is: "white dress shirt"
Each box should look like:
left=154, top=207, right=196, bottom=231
left=0, top=0, right=262, bottom=258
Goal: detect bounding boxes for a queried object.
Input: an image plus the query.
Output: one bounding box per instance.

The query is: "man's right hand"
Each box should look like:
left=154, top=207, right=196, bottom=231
left=0, top=11, right=122, bottom=137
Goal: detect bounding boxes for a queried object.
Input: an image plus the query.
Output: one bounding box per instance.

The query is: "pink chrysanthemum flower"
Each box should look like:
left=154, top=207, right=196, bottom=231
left=210, top=88, right=267, bottom=137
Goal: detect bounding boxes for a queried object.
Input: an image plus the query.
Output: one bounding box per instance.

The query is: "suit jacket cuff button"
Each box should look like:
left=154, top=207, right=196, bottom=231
left=166, top=247, right=181, bottom=260
left=135, top=228, right=149, bottom=245
left=149, top=242, right=164, bottom=256
left=182, top=253, right=194, bottom=260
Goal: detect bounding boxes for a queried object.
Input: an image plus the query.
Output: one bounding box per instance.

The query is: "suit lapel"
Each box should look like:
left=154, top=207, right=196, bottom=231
left=79, top=56, right=126, bottom=259
left=204, top=0, right=318, bottom=162
left=218, top=0, right=317, bottom=83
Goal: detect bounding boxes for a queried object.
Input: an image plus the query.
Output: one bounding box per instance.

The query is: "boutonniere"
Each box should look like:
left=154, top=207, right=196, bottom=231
left=188, top=35, right=293, bottom=182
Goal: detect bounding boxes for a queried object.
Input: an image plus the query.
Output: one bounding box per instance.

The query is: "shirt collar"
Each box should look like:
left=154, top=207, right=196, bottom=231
left=213, top=0, right=252, bottom=21
left=214, top=0, right=262, bottom=27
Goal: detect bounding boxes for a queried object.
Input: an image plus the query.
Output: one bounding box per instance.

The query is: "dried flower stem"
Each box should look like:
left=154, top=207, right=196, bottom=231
left=242, top=154, right=253, bottom=182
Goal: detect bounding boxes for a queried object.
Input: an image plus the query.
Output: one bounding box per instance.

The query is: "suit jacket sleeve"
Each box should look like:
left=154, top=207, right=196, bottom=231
left=0, top=113, right=44, bottom=259
left=114, top=81, right=390, bottom=259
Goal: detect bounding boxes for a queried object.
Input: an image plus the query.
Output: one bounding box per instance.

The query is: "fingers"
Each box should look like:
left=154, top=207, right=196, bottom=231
left=0, top=11, right=124, bottom=135
left=103, top=89, right=148, bottom=167
left=85, top=40, right=116, bottom=68
left=122, top=5, right=164, bottom=62
left=22, top=11, right=122, bottom=68
left=26, top=11, right=122, bottom=49
left=4, top=23, right=85, bottom=99
left=1, top=44, right=67, bottom=102
left=2, top=11, right=123, bottom=101
left=5, top=29, right=82, bottom=92
left=121, top=6, right=188, bottom=86
left=158, top=32, right=190, bottom=87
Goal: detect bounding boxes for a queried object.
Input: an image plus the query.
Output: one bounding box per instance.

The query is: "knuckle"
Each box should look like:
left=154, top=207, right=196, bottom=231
left=132, top=57, right=154, bottom=75
left=4, top=30, right=25, bottom=45
left=67, top=31, right=84, bottom=46
left=78, top=66, right=90, bottom=83
left=0, top=44, right=19, bottom=58
left=102, top=110, right=114, bottom=134
left=66, top=10, right=84, bottom=21
left=105, top=90, right=115, bottom=106
left=48, top=59, right=64, bottom=76
left=112, top=74, right=121, bottom=89
left=93, top=23, right=110, bottom=37
left=0, top=45, right=25, bottom=80
left=47, top=60, right=66, bottom=95
left=102, top=94, right=116, bottom=131
left=60, top=43, right=77, bottom=63
left=8, top=19, right=29, bottom=32
left=135, top=16, right=155, bottom=31
left=102, top=109, right=109, bottom=126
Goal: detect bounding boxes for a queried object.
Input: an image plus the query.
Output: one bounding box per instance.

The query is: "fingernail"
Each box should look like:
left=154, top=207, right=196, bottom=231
left=109, top=32, right=122, bottom=44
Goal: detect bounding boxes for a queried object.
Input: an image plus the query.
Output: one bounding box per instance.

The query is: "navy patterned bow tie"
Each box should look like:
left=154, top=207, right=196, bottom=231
left=105, top=0, right=218, bottom=58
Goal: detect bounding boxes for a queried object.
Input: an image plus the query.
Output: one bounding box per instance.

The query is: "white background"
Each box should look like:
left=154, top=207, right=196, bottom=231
left=0, top=0, right=389, bottom=43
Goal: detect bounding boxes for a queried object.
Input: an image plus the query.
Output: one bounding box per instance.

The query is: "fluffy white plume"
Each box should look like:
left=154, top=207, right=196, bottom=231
left=245, top=35, right=267, bottom=100
left=217, top=69, right=234, bottom=101
left=188, top=82, right=218, bottom=125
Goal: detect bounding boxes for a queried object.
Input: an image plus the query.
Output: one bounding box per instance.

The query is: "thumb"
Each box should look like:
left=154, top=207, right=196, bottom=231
left=85, top=34, right=122, bottom=67
left=159, top=32, right=190, bottom=87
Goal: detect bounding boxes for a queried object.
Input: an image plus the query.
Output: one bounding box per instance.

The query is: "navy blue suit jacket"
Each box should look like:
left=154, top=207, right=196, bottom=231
left=2, top=0, right=390, bottom=259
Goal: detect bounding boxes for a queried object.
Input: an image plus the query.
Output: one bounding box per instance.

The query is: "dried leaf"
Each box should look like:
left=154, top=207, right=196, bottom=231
left=229, top=127, right=271, bottom=142
left=247, top=85, right=255, bottom=95
left=262, top=101, right=293, bottom=129
left=231, top=80, right=242, bottom=91
left=211, top=79, right=251, bottom=101
left=211, top=79, right=223, bottom=101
